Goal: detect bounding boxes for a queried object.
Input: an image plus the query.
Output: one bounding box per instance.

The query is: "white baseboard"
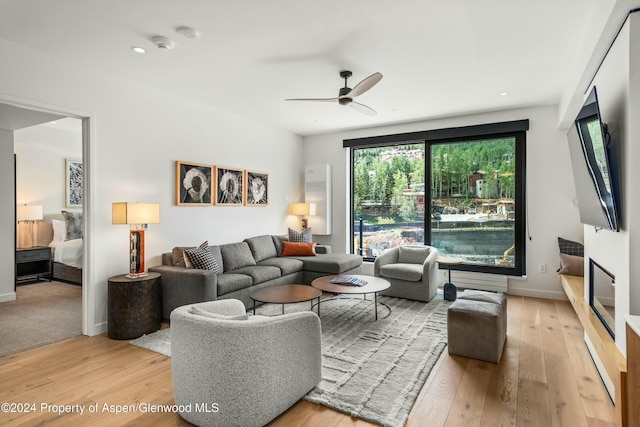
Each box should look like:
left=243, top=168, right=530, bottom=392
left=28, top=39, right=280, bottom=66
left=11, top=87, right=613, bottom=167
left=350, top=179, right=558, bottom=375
left=0, top=292, right=16, bottom=303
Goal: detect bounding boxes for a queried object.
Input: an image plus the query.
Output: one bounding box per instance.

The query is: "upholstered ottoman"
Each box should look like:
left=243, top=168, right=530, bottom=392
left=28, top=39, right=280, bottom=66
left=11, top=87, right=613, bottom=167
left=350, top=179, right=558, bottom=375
left=447, top=290, right=507, bottom=363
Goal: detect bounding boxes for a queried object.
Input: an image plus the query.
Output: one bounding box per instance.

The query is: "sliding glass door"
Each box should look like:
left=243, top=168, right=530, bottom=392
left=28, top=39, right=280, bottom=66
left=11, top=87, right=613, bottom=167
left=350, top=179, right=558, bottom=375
left=347, top=120, right=527, bottom=276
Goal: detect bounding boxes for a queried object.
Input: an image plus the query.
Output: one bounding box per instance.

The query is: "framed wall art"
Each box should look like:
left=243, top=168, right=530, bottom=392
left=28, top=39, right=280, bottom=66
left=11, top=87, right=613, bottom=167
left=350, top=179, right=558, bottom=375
left=176, top=161, right=213, bottom=206
left=244, top=170, right=268, bottom=206
left=65, top=159, right=83, bottom=208
left=215, top=166, right=244, bottom=206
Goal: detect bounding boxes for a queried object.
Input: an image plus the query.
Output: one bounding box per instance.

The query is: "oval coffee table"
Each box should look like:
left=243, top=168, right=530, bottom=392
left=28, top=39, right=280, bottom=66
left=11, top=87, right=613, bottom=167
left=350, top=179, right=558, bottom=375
left=250, top=284, right=322, bottom=315
left=311, top=275, right=391, bottom=321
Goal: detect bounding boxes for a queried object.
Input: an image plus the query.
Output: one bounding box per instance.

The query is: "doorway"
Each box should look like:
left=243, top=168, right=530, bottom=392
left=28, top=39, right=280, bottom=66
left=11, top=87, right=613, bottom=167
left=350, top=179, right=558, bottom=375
left=0, top=101, right=88, bottom=356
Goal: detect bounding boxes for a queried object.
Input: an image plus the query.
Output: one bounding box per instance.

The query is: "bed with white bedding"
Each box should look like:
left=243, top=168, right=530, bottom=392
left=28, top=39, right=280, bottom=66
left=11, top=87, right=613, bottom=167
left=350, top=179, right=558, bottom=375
left=37, top=213, right=83, bottom=285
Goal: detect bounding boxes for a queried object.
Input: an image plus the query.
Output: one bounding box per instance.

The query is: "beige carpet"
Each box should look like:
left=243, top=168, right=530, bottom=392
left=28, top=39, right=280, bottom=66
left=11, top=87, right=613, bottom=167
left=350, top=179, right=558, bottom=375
left=0, top=281, right=82, bottom=358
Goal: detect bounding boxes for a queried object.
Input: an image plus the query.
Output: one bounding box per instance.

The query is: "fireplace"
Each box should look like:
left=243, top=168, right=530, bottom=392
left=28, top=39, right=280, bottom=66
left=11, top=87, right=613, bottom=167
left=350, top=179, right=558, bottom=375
left=588, top=258, right=615, bottom=339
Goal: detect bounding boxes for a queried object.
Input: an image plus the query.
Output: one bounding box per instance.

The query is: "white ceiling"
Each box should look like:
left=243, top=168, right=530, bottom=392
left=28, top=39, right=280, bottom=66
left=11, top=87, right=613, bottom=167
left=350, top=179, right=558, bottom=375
left=0, top=0, right=632, bottom=135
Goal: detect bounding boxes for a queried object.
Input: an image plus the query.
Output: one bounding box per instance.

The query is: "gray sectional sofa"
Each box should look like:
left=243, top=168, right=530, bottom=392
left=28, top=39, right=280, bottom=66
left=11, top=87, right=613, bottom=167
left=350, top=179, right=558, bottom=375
left=150, top=234, right=363, bottom=319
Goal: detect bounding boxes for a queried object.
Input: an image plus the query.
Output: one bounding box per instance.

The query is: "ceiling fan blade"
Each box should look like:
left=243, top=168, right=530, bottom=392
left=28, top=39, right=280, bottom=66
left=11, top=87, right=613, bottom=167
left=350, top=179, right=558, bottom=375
left=346, top=72, right=383, bottom=98
left=285, top=97, right=338, bottom=102
left=349, top=101, right=377, bottom=116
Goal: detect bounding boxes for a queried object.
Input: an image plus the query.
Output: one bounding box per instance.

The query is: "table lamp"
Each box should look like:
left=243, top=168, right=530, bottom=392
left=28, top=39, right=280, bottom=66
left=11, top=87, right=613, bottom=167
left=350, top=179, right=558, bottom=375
left=17, top=204, right=43, bottom=248
left=112, top=202, right=160, bottom=278
left=289, top=202, right=316, bottom=230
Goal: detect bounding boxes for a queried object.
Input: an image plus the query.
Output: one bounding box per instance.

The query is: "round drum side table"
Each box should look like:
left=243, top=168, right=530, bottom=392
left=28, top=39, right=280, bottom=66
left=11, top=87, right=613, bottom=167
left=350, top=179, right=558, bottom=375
left=108, top=272, right=161, bottom=340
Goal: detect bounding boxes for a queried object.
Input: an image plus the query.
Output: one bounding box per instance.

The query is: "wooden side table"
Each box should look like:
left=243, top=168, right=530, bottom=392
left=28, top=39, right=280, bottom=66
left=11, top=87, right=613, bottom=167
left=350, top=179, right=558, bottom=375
left=108, top=272, right=161, bottom=340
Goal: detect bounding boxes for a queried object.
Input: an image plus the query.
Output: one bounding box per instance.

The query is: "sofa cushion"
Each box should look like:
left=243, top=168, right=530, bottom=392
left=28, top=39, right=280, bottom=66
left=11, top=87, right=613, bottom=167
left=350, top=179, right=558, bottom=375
left=217, top=273, right=253, bottom=296
left=209, top=245, right=224, bottom=273
left=397, top=246, right=430, bottom=264
left=288, top=227, right=312, bottom=243
left=231, top=265, right=281, bottom=284
left=272, top=235, right=288, bottom=256
left=220, top=242, right=256, bottom=272
left=282, top=242, right=316, bottom=256
left=293, top=254, right=362, bottom=274
left=244, top=235, right=278, bottom=263
left=257, top=257, right=304, bottom=276
left=380, top=263, right=423, bottom=282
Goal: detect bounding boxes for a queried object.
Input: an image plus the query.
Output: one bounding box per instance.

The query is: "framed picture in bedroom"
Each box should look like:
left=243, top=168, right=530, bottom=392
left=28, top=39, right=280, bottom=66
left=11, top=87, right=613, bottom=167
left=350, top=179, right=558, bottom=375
left=176, top=161, right=213, bottom=206
left=65, top=159, right=83, bottom=208
left=214, top=166, right=244, bottom=206
left=244, top=170, right=268, bottom=206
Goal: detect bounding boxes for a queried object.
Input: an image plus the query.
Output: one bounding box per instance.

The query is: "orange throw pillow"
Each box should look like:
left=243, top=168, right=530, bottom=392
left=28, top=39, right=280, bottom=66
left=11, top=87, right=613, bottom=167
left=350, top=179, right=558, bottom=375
left=282, top=242, right=316, bottom=256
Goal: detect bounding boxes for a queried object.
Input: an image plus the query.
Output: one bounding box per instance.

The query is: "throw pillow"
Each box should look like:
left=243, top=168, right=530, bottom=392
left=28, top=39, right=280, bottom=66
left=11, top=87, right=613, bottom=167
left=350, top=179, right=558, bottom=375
left=172, top=246, right=195, bottom=267
left=282, top=242, right=316, bottom=256
left=61, top=210, right=82, bottom=240
left=51, top=219, right=67, bottom=242
left=288, top=227, right=312, bottom=243
left=184, top=241, right=220, bottom=272
left=189, top=306, right=248, bottom=320
left=557, top=253, right=584, bottom=276
left=557, top=237, right=584, bottom=257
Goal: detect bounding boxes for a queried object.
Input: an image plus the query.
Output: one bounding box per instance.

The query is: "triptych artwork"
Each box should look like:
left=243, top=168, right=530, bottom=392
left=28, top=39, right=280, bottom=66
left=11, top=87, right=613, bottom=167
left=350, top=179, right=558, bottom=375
left=176, top=161, right=268, bottom=207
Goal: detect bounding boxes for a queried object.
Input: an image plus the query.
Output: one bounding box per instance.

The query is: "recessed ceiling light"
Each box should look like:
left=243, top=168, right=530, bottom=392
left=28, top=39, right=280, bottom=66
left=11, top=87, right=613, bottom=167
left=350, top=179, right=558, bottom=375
left=500, top=92, right=509, bottom=96
left=49, top=121, right=57, bottom=125
left=131, top=46, right=146, bottom=54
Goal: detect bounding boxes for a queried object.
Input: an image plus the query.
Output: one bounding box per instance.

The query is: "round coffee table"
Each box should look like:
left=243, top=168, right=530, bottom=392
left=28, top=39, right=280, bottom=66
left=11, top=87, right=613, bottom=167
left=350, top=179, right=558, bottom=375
left=311, top=275, right=391, bottom=320
left=250, top=284, right=322, bottom=315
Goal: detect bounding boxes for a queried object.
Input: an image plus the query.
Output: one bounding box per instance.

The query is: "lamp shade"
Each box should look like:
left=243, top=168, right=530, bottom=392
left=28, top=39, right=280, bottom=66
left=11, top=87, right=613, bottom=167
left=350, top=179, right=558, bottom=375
left=112, top=202, right=160, bottom=225
left=17, top=205, right=43, bottom=221
left=289, top=202, right=310, bottom=216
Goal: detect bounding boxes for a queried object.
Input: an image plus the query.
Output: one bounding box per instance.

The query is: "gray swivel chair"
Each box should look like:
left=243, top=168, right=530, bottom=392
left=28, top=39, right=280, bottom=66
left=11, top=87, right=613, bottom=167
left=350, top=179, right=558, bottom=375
left=170, top=299, right=322, bottom=427
left=373, top=245, right=439, bottom=302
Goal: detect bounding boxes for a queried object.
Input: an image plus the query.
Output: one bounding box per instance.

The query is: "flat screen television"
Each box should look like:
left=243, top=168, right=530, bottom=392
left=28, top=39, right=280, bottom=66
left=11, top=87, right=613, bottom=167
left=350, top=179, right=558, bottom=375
left=566, top=86, right=619, bottom=231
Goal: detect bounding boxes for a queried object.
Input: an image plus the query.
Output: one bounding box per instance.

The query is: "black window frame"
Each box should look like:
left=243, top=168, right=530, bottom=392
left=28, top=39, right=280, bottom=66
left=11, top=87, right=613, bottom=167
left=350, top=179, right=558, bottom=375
left=345, top=119, right=528, bottom=277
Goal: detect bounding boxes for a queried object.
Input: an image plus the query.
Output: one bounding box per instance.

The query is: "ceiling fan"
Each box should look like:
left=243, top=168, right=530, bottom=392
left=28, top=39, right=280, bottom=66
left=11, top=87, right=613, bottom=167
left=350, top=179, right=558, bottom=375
left=286, top=70, right=383, bottom=116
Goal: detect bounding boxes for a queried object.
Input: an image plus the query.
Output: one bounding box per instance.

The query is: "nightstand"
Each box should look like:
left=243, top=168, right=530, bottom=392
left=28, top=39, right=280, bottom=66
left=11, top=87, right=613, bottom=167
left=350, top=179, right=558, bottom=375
left=108, top=272, right=162, bottom=340
left=15, top=246, right=52, bottom=286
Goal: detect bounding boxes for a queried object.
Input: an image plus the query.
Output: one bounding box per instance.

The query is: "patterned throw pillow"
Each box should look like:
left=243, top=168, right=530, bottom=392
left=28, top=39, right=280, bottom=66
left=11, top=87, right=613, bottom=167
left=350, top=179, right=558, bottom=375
left=61, top=210, right=82, bottom=240
left=557, top=237, right=584, bottom=257
left=288, top=227, right=312, bottom=243
left=184, top=241, right=220, bottom=272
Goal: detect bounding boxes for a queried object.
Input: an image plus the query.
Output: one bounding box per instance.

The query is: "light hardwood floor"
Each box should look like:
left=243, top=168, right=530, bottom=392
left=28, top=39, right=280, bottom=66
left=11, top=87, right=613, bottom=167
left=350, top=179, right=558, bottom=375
left=0, top=295, right=615, bottom=427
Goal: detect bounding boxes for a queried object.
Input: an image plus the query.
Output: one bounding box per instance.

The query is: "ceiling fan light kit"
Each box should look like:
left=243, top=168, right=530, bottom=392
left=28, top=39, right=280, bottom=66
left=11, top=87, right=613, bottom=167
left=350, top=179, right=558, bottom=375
left=286, top=70, right=383, bottom=116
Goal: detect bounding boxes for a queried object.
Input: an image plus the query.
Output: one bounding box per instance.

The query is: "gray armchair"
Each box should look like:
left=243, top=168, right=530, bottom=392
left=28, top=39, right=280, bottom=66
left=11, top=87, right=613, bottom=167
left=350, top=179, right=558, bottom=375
left=373, top=245, right=439, bottom=302
left=170, top=299, right=322, bottom=427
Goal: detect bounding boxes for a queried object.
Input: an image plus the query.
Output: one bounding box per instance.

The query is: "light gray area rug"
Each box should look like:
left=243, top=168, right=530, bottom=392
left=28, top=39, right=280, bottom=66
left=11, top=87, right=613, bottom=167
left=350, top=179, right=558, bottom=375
left=130, top=292, right=450, bottom=427
left=0, top=281, right=82, bottom=358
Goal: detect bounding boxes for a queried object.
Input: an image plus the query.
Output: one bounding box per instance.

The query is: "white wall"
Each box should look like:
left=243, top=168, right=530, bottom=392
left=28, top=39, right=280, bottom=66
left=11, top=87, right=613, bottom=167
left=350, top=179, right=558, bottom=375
left=303, top=105, right=583, bottom=299
left=0, top=38, right=303, bottom=335
left=579, top=12, right=640, bottom=359
left=0, top=129, right=16, bottom=302
left=14, top=120, right=82, bottom=215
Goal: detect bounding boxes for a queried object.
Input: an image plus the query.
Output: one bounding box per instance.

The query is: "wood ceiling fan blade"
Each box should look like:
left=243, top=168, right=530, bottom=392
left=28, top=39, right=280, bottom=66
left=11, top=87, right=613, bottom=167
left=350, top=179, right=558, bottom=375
left=285, top=97, right=338, bottom=102
left=347, top=72, right=383, bottom=98
left=350, top=101, right=377, bottom=116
